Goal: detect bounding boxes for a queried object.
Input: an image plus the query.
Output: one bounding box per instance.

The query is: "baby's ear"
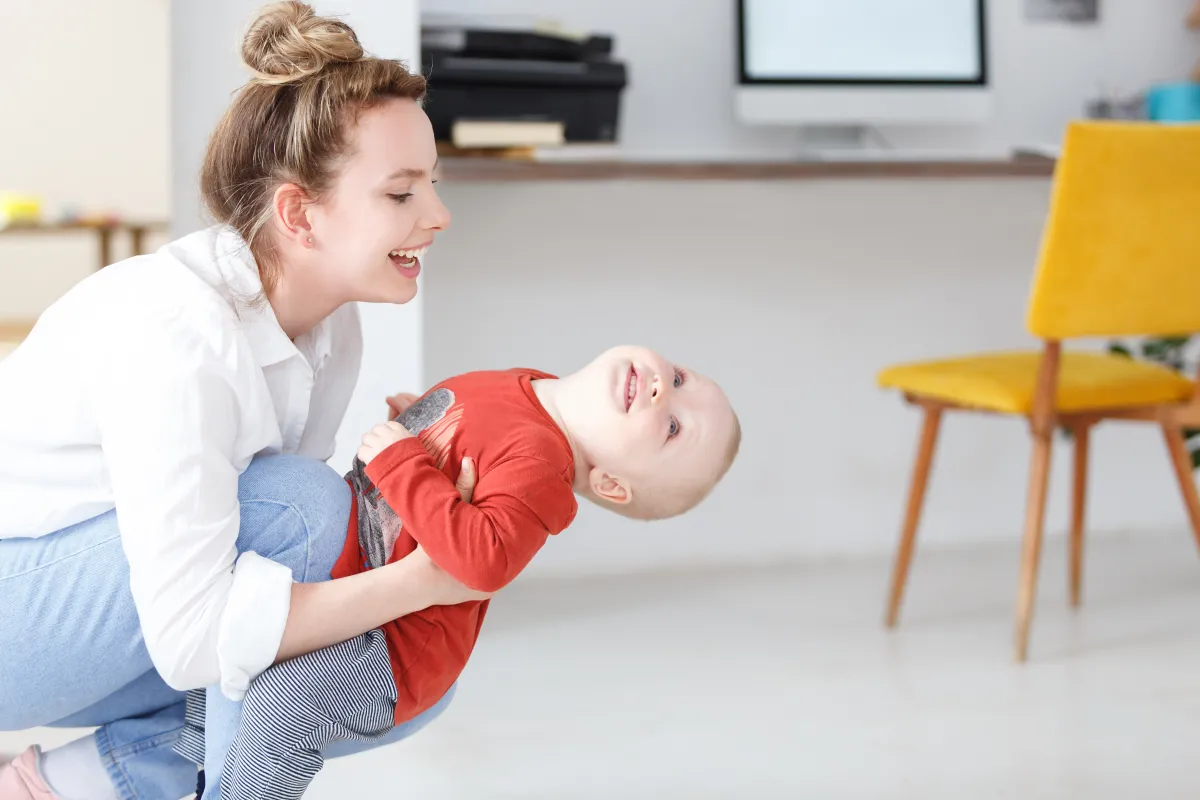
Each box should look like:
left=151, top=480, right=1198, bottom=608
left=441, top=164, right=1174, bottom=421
left=588, top=466, right=632, bottom=505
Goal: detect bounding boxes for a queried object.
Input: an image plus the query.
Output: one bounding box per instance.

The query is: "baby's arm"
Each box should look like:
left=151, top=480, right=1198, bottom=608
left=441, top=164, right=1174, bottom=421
left=364, top=439, right=574, bottom=592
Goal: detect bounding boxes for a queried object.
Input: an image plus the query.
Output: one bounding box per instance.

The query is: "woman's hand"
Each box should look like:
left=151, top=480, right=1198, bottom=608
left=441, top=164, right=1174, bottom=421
left=386, top=392, right=421, bottom=421
left=453, top=456, right=477, bottom=503
left=394, top=456, right=489, bottom=606
left=274, top=455, right=483, bottom=663
left=401, top=454, right=484, bottom=604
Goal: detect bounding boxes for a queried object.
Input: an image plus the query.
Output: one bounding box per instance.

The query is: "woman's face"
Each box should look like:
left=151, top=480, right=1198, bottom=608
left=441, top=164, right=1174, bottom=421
left=307, top=97, right=450, bottom=305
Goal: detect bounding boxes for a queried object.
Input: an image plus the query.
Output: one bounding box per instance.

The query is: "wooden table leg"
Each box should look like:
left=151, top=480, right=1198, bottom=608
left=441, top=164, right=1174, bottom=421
left=130, top=225, right=147, bottom=256
left=98, top=227, right=113, bottom=270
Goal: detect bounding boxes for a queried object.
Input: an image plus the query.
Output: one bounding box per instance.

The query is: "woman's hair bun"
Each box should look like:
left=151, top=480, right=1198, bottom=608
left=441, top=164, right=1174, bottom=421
left=241, top=1, right=363, bottom=85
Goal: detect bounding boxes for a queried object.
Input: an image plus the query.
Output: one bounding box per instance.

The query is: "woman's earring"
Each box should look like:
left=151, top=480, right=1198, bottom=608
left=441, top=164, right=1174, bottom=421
left=306, top=237, right=313, bottom=244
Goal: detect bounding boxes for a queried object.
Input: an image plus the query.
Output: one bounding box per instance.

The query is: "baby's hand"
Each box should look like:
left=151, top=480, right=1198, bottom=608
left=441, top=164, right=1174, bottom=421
left=357, top=420, right=415, bottom=465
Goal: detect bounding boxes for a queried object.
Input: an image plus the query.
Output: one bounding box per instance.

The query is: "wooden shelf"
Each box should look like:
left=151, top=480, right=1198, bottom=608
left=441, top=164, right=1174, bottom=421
left=0, top=219, right=168, bottom=271
left=438, top=157, right=1056, bottom=183
left=0, top=220, right=166, bottom=234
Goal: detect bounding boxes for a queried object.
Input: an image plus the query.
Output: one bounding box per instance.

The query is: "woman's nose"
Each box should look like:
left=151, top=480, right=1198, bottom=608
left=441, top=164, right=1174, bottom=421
left=425, top=190, right=451, bottom=232
left=650, top=375, right=663, bottom=403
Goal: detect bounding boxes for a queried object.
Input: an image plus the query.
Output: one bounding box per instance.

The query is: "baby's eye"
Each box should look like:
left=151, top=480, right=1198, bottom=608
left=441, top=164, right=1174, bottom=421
left=668, top=417, right=680, bottom=439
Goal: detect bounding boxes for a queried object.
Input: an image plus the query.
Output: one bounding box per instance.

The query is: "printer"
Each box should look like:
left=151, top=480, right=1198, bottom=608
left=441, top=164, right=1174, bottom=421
left=420, top=23, right=628, bottom=146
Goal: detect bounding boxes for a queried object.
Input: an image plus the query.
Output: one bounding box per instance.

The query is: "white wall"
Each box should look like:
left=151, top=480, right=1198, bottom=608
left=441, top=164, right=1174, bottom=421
left=7, top=0, right=1198, bottom=580
left=169, top=0, right=425, bottom=471
left=424, top=178, right=1192, bottom=578
left=410, top=0, right=1200, bottom=577
left=0, top=0, right=169, bottom=318
left=169, top=0, right=420, bottom=232
left=423, top=0, right=1198, bottom=157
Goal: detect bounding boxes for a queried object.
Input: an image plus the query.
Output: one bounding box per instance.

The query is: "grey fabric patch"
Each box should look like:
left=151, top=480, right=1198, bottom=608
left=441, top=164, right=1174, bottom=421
left=346, top=388, right=455, bottom=569
left=398, top=388, right=455, bottom=436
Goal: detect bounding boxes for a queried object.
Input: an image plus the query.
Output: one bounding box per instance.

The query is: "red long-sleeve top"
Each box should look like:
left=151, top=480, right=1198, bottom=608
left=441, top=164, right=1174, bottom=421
left=331, top=369, right=578, bottom=723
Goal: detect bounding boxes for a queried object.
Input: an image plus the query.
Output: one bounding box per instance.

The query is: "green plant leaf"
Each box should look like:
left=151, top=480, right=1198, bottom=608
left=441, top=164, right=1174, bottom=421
left=1142, top=340, right=1169, bottom=362
left=1138, top=336, right=1192, bottom=372
left=1103, top=334, right=1199, bottom=468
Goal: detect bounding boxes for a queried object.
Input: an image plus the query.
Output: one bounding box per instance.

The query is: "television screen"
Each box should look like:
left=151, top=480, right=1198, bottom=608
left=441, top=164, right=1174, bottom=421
left=740, top=0, right=985, bottom=84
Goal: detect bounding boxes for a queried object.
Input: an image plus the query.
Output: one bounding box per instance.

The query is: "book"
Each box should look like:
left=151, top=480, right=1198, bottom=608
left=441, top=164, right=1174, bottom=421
left=450, top=120, right=566, bottom=149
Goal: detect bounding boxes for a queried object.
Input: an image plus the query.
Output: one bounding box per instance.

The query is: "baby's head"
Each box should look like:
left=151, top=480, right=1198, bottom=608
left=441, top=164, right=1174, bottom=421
left=554, top=345, right=740, bottom=520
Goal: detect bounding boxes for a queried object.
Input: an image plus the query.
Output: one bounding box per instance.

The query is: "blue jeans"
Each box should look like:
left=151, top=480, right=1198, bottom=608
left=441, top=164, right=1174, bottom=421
left=0, top=454, right=454, bottom=800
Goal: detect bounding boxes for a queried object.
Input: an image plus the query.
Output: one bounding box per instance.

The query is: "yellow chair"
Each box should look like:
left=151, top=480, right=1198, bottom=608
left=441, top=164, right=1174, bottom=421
left=878, top=121, right=1200, bottom=661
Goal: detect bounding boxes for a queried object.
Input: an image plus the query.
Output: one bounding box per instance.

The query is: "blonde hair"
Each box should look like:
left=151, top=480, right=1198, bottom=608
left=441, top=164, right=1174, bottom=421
left=201, top=1, right=427, bottom=292
left=596, top=410, right=742, bottom=522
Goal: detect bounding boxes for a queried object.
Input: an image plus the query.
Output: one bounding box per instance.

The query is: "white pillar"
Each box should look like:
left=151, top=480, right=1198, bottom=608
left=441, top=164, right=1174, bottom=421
left=170, top=0, right=424, bottom=471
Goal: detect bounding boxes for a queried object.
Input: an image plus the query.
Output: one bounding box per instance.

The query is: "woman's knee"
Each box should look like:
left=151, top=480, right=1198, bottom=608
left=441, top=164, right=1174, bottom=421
left=0, top=702, right=44, bottom=731
left=397, top=682, right=456, bottom=738
left=236, top=454, right=351, bottom=581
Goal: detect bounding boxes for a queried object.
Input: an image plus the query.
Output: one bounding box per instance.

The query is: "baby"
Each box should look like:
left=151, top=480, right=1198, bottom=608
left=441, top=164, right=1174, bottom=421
left=182, top=345, right=740, bottom=799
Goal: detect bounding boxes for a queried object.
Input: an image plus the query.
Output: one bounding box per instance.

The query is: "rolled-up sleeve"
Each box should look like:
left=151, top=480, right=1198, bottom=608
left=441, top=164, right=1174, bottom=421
left=92, top=309, right=292, bottom=698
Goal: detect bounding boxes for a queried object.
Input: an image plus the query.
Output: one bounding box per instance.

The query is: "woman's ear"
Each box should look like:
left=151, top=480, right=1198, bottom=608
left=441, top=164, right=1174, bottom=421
left=272, top=182, right=313, bottom=246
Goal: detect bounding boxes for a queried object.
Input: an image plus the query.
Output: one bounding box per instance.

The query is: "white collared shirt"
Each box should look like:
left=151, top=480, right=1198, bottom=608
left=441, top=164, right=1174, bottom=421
left=0, top=226, right=362, bottom=698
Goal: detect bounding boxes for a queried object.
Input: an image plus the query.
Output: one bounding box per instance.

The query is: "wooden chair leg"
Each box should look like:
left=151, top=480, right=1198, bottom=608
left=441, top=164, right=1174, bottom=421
left=1015, top=429, right=1054, bottom=661
left=886, top=405, right=943, bottom=628
left=1015, top=340, right=1060, bottom=662
left=1069, top=424, right=1091, bottom=608
left=1162, top=423, right=1200, bottom=555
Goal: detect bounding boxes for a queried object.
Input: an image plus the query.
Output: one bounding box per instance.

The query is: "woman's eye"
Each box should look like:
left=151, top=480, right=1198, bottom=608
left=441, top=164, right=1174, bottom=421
left=668, top=417, right=680, bottom=439
left=389, top=193, right=413, bottom=204
left=673, top=368, right=687, bottom=388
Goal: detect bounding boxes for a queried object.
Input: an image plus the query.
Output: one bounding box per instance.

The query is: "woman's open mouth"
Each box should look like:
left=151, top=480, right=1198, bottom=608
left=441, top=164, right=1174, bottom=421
left=625, top=366, right=638, bottom=411
left=389, top=245, right=429, bottom=277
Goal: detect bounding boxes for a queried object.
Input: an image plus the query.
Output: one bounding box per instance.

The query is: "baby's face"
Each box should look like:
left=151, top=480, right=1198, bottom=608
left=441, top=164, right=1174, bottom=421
left=572, top=346, right=735, bottom=496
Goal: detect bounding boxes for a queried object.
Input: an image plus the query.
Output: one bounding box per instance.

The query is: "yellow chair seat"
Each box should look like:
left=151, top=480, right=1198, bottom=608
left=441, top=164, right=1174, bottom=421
left=878, top=351, right=1194, bottom=415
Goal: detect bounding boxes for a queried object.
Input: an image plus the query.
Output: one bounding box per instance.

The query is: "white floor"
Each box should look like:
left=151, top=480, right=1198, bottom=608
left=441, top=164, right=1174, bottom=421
left=9, top=531, right=1200, bottom=799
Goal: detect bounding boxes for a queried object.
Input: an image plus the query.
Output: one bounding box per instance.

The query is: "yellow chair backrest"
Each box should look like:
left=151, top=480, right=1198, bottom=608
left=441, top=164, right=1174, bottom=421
left=1026, top=121, right=1200, bottom=340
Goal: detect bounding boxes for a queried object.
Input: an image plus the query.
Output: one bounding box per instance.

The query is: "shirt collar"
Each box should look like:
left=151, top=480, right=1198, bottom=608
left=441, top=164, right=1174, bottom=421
left=211, top=228, right=301, bottom=369
left=296, top=314, right=334, bottom=373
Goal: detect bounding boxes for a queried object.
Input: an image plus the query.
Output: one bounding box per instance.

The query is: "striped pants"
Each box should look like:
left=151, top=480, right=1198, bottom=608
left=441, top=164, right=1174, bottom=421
left=177, top=629, right=398, bottom=799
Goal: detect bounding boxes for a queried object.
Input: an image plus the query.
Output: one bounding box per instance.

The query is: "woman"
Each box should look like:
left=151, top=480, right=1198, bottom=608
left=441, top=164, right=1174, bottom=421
left=0, top=4, right=484, bottom=798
